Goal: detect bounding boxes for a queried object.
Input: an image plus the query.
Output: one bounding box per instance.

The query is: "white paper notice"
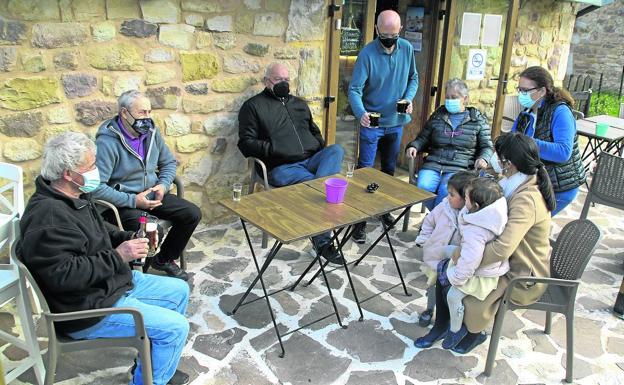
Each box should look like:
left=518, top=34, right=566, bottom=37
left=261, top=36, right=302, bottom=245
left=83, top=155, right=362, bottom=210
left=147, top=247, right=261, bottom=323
left=466, top=49, right=487, bottom=80
left=482, top=14, right=503, bottom=46
left=460, top=12, right=481, bottom=46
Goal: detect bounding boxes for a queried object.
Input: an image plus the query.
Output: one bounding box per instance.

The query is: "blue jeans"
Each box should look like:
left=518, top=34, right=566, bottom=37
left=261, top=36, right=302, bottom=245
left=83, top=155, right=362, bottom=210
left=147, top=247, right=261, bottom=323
left=68, top=271, right=190, bottom=385
left=269, top=144, right=344, bottom=247
left=417, top=168, right=456, bottom=211
left=552, top=187, right=579, bottom=216
left=358, top=125, right=403, bottom=176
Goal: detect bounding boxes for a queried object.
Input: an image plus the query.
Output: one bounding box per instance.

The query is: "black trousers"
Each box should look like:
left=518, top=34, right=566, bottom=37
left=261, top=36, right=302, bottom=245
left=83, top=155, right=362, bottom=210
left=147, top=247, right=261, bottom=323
left=103, top=193, right=201, bottom=262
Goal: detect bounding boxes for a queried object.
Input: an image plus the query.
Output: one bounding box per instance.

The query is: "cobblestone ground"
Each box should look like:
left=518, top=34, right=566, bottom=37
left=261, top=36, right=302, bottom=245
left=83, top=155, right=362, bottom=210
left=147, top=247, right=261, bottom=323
left=3, top=184, right=624, bottom=385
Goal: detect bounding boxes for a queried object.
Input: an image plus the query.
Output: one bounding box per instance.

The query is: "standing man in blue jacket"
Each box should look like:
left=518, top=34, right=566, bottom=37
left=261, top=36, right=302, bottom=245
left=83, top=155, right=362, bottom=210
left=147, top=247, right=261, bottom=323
left=94, top=90, right=201, bottom=281
left=348, top=9, right=419, bottom=243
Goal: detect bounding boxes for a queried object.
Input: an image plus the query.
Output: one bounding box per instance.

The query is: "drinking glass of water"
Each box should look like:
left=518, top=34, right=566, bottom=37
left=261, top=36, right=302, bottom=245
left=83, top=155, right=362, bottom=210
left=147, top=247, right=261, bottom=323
left=346, top=162, right=355, bottom=178
left=232, top=183, right=243, bottom=201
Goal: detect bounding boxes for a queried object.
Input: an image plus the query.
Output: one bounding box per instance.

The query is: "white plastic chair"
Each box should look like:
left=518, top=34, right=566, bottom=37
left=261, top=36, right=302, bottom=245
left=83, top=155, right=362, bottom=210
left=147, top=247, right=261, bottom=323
left=0, top=162, right=25, bottom=219
left=0, top=216, right=45, bottom=384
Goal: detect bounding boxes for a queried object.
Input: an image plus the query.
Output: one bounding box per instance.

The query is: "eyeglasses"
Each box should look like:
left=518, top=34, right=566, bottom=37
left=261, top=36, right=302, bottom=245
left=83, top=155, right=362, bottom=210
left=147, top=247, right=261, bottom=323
left=516, top=87, right=539, bottom=96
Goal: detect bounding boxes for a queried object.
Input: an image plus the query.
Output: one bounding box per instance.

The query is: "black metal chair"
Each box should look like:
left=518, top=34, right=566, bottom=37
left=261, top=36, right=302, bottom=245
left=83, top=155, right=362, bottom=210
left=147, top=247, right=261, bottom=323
left=95, top=176, right=187, bottom=270
left=580, top=152, right=624, bottom=220
left=9, top=219, right=153, bottom=385
left=483, top=219, right=602, bottom=383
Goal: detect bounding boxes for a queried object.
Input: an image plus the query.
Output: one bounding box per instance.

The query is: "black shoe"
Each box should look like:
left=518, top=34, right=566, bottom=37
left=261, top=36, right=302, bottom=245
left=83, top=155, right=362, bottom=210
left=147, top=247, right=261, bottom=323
left=451, top=331, right=487, bottom=354
left=418, top=309, right=433, bottom=327
left=151, top=256, right=189, bottom=281
left=381, top=213, right=395, bottom=228
left=442, top=324, right=468, bottom=349
left=168, top=369, right=190, bottom=385
left=414, top=327, right=448, bottom=348
left=315, top=243, right=344, bottom=265
left=351, top=222, right=366, bottom=244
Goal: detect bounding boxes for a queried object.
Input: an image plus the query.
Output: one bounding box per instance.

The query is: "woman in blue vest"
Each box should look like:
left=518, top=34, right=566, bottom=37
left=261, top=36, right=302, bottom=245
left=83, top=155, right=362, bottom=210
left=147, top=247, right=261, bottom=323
left=512, top=66, right=586, bottom=216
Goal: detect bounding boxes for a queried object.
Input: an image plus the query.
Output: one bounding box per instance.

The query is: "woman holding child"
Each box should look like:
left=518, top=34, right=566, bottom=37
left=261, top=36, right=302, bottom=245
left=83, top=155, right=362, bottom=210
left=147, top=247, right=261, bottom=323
left=415, top=132, right=555, bottom=353
left=405, top=78, right=493, bottom=211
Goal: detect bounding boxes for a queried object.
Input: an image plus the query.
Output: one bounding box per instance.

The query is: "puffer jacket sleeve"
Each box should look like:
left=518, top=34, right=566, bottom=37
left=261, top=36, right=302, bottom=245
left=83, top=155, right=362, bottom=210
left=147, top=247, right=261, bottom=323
left=406, top=116, right=435, bottom=152
left=447, top=224, right=491, bottom=286
left=475, top=112, right=494, bottom=162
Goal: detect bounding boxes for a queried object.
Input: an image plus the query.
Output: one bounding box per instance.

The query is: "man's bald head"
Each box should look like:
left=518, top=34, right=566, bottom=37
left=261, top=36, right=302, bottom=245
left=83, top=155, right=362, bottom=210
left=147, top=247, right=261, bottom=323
left=264, top=62, right=290, bottom=90
left=377, top=10, right=401, bottom=32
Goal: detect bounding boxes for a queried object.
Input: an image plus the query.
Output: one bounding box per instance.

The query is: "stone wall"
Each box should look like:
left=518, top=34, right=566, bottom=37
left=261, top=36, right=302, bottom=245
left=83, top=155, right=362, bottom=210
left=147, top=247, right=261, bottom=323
left=569, top=0, right=624, bottom=92
left=448, top=0, right=580, bottom=119
left=0, top=0, right=327, bottom=222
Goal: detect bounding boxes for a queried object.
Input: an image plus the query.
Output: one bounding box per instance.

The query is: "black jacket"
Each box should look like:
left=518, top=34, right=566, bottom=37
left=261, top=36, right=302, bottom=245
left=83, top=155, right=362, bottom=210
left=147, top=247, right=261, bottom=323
left=406, top=106, right=494, bottom=172
left=238, top=88, right=325, bottom=170
left=17, top=177, right=134, bottom=333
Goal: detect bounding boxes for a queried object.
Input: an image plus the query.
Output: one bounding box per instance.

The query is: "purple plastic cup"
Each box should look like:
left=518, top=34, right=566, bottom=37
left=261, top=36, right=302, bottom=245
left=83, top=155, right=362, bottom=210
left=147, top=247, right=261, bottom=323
left=324, top=178, right=348, bottom=204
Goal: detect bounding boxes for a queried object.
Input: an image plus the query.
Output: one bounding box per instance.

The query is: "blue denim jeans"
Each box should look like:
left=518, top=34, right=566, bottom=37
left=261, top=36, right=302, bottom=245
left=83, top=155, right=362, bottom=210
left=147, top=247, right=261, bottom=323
left=416, top=168, right=456, bottom=211
left=269, top=144, right=344, bottom=247
left=68, top=271, right=190, bottom=385
left=358, top=125, right=403, bottom=176
left=552, top=187, right=579, bottom=216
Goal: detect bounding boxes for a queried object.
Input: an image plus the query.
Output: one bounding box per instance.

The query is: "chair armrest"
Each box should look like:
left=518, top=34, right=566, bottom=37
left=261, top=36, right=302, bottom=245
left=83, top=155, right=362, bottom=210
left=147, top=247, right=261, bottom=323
left=45, top=307, right=146, bottom=337
left=94, top=200, right=124, bottom=230
left=408, top=156, right=416, bottom=185
left=172, top=176, right=184, bottom=198
left=251, top=157, right=271, bottom=190
left=503, top=276, right=580, bottom=302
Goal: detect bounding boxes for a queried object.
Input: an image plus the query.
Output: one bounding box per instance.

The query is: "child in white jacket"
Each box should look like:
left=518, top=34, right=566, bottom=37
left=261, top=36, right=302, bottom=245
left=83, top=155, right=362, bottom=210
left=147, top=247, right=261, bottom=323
left=442, top=177, right=509, bottom=349
left=415, top=171, right=477, bottom=326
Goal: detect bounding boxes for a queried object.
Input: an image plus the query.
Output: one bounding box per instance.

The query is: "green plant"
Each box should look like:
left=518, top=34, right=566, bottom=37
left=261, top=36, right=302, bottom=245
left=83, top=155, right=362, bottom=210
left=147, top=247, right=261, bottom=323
left=589, top=92, right=624, bottom=117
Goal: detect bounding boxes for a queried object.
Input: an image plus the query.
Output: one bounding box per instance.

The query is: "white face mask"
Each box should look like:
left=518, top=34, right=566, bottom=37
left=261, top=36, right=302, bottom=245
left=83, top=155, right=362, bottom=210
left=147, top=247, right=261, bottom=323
left=490, top=153, right=503, bottom=174
left=72, top=167, right=100, bottom=193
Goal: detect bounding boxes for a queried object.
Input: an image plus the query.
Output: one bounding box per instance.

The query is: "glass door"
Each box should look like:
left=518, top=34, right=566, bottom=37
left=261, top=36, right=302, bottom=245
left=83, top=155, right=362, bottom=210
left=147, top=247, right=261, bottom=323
left=325, top=0, right=375, bottom=163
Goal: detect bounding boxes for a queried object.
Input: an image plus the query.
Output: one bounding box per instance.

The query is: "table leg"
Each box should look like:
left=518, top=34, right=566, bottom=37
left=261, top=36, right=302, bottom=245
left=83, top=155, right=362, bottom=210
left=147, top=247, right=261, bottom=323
left=290, top=227, right=346, bottom=291
left=383, top=220, right=411, bottom=297
left=315, top=246, right=346, bottom=329
left=231, top=219, right=286, bottom=357
left=230, top=221, right=282, bottom=315
left=354, top=208, right=409, bottom=266
left=335, top=227, right=365, bottom=321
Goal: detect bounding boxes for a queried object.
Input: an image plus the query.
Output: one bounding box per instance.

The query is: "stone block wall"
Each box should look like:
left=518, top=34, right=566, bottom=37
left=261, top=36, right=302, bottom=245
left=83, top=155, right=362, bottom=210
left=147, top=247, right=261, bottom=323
left=0, top=0, right=327, bottom=222
left=569, top=0, right=624, bottom=92
left=448, top=0, right=580, bottom=119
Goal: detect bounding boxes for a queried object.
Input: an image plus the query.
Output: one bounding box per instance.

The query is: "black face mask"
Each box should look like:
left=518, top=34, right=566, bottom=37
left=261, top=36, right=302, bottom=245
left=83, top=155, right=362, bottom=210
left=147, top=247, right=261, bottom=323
left=125, top=110, right=154, bottom=135
left=379, top=36, right=398, bottom=49
left=272, top=81, right=290, bottom=98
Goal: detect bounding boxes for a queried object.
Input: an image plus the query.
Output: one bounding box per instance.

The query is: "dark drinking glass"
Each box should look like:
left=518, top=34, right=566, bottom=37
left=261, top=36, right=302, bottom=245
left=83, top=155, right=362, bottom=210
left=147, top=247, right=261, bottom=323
left=396, top=99, right=409, bottom=114
left=369, top=112, right=380, bottom=127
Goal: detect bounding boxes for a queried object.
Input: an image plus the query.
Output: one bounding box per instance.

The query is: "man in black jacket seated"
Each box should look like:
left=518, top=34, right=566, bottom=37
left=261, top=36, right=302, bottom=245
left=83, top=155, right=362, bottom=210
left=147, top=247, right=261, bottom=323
left=238, top=62, right=345, bottom=264
left=18, top=132, right=190, bottom=385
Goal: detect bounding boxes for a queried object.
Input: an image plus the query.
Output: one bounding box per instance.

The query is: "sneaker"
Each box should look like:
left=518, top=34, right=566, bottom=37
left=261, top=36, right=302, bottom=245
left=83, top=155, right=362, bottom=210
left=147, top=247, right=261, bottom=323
left=441, top=324, right=468, bottom=349
left=168, top=370, right=190, bottom=385
left=380, top=213, right=395, bottom=228
left=315, top=243, right=344, bottom=265
left=351, top=222, right=366, bottom=244
left=151, top=255, right=189, bottom=281
left=418, top=309, right=433, bottom=327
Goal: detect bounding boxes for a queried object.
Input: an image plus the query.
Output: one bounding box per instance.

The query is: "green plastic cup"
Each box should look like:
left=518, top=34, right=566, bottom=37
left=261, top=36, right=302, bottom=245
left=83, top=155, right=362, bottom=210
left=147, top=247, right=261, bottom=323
left=595, top=122, right=609, bottom=136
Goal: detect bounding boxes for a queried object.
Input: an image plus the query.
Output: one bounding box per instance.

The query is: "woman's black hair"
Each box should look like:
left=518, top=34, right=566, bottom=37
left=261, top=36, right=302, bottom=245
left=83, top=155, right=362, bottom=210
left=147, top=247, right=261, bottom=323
left=519, top=66, right=575, bottom=107
left=467, top=177, right=503, bottom=211
left=447, top=170, right=478, bottom=198
left=494, top=132, right=556, bottom=212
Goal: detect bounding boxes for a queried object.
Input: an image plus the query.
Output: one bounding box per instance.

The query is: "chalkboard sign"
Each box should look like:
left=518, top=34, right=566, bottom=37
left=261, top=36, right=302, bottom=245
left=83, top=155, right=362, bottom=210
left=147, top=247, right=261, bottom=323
left=340, top=28, right=361, bottom=55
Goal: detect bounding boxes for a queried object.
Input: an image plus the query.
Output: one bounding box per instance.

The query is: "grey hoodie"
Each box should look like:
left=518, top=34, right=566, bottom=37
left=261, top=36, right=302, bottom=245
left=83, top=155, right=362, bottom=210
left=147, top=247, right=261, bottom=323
left=93, top=116, right=176, bottom=208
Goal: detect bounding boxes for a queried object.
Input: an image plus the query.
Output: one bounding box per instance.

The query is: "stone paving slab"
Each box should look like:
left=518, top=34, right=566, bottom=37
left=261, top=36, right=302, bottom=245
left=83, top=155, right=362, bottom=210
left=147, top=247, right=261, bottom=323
left=3, top=185, right=624, bottom=385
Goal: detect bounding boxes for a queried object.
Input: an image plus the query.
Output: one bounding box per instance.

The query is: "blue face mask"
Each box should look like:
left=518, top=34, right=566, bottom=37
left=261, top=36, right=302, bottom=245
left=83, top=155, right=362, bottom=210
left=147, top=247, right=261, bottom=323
left=72, top=167, right=100, bottom=194
left=445, top=99, right=462, bottom=114
left=518, top=93, right=538, bottom=109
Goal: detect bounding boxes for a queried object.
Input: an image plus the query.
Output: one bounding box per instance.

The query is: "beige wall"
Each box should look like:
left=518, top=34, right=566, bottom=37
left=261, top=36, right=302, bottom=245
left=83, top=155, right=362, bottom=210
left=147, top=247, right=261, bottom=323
left=0, top=0, right=328, bottom=222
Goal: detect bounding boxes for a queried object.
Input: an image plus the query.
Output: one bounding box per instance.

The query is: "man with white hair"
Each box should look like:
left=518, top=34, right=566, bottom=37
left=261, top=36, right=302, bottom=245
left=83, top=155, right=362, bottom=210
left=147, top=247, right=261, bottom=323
left=238, top=62, right=345, bottom=264
left=18, top=132, right=190, bottom=385
left=93, top=90, right=201, bottom=281
left=348, top=9, right=419, bottom=243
